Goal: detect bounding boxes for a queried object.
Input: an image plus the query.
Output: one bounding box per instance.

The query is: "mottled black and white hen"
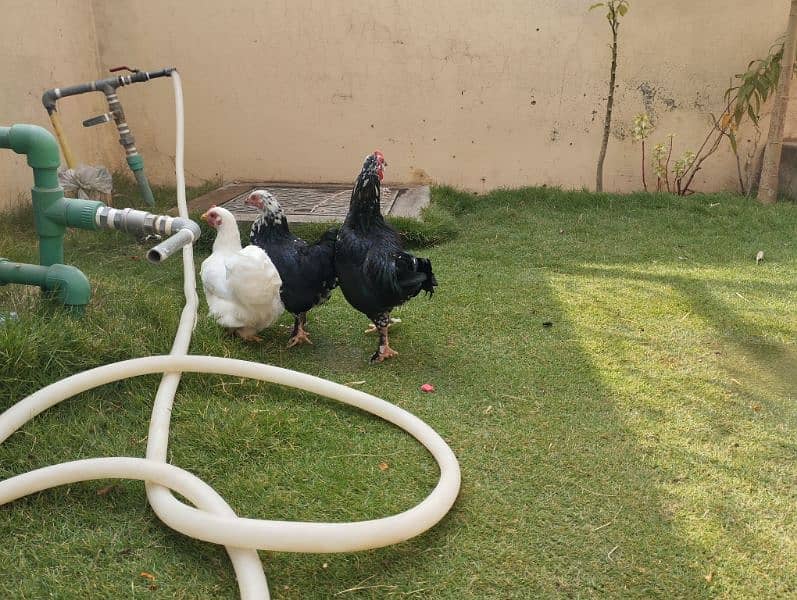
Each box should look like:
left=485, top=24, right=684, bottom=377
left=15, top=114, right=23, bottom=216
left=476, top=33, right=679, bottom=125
left=335, top=151, right=437, bottom=363
left=246, top=190, right=338, bottom=347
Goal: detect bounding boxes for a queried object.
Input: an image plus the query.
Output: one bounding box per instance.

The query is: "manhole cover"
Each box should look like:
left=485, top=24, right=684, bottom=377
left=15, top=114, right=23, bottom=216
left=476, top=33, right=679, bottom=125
left=220, top=185, right=398, bottom=223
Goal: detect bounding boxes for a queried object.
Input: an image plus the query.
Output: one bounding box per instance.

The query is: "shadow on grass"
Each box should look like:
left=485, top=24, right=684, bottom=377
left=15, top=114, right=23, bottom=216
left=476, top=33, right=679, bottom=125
left=2, top=185, right=794, bottom=597
left=566, top=264, right=796, bottom=396
left=259, top=263, right=717, bottom=597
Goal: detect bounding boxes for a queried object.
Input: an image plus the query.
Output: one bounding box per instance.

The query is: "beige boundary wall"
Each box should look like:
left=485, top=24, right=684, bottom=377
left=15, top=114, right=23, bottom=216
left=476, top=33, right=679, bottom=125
left=0, top=0, right=121, bottom=210
left=1, top=1, right=794, bottom=210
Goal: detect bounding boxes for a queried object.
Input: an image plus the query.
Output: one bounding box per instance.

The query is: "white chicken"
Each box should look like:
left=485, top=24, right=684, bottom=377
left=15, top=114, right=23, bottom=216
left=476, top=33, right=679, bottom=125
left=200, top=205, right=284, bottom=341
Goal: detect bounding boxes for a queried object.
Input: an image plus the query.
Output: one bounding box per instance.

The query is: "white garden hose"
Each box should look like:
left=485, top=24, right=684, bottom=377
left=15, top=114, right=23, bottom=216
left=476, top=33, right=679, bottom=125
left=0, top=71, right=461, bottom=599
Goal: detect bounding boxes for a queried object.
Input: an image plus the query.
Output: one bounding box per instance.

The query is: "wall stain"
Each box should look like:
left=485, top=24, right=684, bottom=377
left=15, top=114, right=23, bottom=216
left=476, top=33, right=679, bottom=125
left=638, top=81, right=657, bottom=117
left=410, top=167, right=433, bottom=184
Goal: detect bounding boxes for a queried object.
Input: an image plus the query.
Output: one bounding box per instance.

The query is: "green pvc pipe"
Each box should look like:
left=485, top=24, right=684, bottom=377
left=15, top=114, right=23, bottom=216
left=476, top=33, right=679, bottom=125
left=0, top=259, right=91, bottom=314
left=0, top=124, right=105, bottom=266
left=1, top=124, right=97, bottom=314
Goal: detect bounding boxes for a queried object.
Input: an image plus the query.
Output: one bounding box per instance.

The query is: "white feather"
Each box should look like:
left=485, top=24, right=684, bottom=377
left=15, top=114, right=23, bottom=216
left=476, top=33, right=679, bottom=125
left=200, top=207, right=284, bottom=334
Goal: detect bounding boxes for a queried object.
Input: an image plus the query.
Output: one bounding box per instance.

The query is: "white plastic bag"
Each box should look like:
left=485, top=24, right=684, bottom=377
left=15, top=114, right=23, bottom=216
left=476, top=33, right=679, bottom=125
left=58, top=165, right=113, bottom=200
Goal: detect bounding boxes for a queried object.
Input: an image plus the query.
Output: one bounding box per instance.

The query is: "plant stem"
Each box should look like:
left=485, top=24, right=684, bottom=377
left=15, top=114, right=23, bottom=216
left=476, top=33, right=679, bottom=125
left=665, top=137, right=673, bottom=193
left=596, top=7, right=619, bottom=193
left=641, top=139, right=648, bottom=192
left=681, top=108, right=734, bottom=195
left=734, top=138, right=747, bottom=195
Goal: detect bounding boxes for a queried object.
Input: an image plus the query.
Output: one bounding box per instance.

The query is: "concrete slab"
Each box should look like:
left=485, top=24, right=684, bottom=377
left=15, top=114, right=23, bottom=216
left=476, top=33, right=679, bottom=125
left=390, top=186, right=431, bottom=218
left=184, top=180, right=430, bottom=223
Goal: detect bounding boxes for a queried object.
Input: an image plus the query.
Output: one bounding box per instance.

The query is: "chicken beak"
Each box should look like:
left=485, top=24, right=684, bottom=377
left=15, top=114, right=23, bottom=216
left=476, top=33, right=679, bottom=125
left=244, top=195, right=263, bottom=209
left=200, top=211, right=209, bottom=222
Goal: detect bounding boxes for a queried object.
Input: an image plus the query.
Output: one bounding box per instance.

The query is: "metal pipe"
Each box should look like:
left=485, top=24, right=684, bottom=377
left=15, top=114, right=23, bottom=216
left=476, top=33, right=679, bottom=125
left=147, top=228, right=196, bottom=264
left=41, top=67, right=175, bottom=206
left=41, top=68, right=176, bottom=114
left=94, top=206, right=201, bottom=263
left=0, top=122, right=197, bottom=317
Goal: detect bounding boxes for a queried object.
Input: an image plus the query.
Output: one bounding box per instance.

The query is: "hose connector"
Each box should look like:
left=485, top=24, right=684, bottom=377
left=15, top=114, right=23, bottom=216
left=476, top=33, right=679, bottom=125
left=94, top=207, right=201, bottom=263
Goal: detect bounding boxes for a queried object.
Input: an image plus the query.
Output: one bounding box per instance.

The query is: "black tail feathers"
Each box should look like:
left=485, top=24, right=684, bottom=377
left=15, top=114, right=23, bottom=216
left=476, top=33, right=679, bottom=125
left=416, top=257, right=437, bottom=296
left=319, top=227, right=339, bottom=244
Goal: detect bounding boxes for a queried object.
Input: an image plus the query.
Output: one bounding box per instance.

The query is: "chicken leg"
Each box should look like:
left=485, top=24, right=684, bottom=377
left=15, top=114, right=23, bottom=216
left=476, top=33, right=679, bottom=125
left=287, top=312, right=313, bottom=347
left=364, top=317, right=401, bottom=334
left=369, top=313, right=399, bottom=363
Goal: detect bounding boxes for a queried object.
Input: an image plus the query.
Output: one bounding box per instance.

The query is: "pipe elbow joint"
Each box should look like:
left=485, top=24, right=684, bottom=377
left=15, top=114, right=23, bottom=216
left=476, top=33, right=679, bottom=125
left=7, top=124, right=61, bottom=170
left=42, top=89, right=59, bottom=114
left=171, top=217, right=201, bottom=241
left=44, top=264, right=91, bottom=311
left=146, top=218, right=201, bottom=264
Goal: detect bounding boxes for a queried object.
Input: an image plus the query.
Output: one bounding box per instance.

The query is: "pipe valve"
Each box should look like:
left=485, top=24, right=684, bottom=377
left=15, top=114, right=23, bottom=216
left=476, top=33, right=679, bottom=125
left=82, top=113, right=113, bottom=128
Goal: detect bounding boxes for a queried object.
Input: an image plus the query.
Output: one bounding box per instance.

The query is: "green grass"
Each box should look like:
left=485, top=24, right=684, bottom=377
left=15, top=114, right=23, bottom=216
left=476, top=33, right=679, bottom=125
left=1, top=183, right=795, bottom=599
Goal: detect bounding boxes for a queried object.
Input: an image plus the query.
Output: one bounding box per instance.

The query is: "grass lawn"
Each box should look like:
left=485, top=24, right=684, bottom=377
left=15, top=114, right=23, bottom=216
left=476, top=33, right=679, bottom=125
left=1, top=181, right=795, bottom=598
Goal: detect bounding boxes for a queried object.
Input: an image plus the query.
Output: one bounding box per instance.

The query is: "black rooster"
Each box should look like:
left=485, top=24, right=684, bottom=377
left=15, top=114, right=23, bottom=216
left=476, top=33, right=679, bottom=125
left=246, top=190, right=338, bottom=347
left=335, top=151, right=437, bottom=363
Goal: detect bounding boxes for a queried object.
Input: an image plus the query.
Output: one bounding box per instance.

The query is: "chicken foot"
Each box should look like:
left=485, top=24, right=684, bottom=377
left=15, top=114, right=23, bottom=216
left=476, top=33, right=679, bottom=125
left=369, top=314, right=399, bottom=363
left=287, top=313, right=313, bottom=347
left=235, top=327, right=263, bottom=343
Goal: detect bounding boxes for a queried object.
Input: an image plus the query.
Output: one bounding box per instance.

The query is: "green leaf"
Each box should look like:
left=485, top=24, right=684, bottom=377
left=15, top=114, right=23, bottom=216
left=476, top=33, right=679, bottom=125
left=738, top=82, right=753, bottom=101
left=589, top=2, right=605, bottom=10
left=618, top=3, right=628, bottom=16
left=734, top=105, right=744, bottom=126
left=729, top=132, right=738, bottom=154
left=753, top=79, right=765, bottom=96
left=748, top=103, right=758, bottom=125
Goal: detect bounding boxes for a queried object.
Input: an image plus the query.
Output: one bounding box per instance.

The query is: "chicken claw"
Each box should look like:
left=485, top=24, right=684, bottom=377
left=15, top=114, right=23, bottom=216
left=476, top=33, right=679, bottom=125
left=370, top=325, right=399, bottom=363
left=370, top=346, right=399, bottom=363
left=287, top=329, right=313, bottom=347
